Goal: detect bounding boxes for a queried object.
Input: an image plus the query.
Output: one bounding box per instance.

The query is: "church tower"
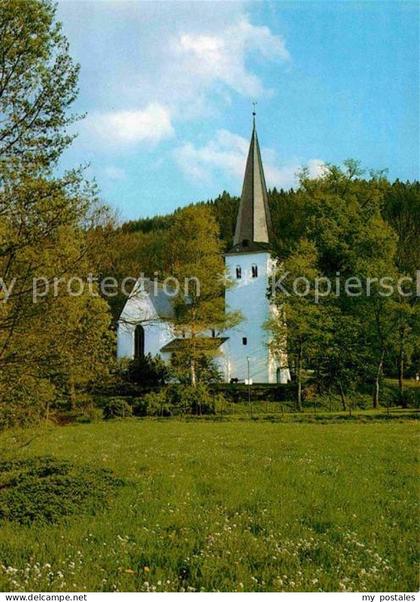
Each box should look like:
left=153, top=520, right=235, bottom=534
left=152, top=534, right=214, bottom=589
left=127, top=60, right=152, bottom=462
left=223, top=115, right=290, bottom=384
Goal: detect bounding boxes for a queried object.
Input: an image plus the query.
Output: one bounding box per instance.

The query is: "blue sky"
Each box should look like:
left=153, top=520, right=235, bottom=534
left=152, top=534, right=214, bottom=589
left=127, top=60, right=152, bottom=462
left=57, top=1, right=419, bottom=221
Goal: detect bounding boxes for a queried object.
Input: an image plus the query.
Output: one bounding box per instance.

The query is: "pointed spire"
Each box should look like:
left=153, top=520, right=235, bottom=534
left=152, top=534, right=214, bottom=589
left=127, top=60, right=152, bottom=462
left=232, top=113, right=273, bottom=249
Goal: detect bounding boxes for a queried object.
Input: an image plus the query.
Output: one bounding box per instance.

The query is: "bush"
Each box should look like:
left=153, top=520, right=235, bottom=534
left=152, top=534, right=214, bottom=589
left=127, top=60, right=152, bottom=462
left=131, top=397, right=150, bottom=417
left=126, top=354, right=169, bottom=385
left=382, top=385, right=420, bottom=409
left=0, top=457, right=124, bottom=525
left=142, top=391, right=173, bottom=417
left=166, top=383, right=216, bottom=415
left=102, top=397, right=133, bottom=420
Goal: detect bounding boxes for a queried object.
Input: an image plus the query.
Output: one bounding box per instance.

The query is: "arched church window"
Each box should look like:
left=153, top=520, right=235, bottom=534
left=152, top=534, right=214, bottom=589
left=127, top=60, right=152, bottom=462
left=134, top=324, right=145, bottom=359
left=242, top=337, right=247, bottom=345
left=252, top=264, right=258, bottom=278
left=236, top=266, right=242, bottom=279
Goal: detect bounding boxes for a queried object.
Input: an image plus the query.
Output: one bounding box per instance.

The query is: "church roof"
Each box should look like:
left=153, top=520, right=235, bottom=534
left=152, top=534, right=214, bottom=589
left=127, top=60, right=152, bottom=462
left=118, top=278, right=175, bottom=324
left=229, top=117, right=273, bottom=254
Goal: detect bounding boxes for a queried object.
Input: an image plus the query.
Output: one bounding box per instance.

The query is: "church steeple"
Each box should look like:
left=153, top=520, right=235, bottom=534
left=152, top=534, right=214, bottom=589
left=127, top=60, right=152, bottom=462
left=232, top=114, right=273, bottom=250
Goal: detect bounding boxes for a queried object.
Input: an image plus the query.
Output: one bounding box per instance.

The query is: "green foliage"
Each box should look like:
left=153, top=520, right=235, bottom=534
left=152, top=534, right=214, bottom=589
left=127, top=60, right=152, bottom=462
left=0, top=456, right=123, bottom=525
left=0, top=0, right=113, bottom=426
left=137, top=384, right=218, bottom=416
left=127, top=354, right=169, bottom=386
left=0, top=0, right=80, bottom=175
left=268, top=163, right=419, bottom=408
left=165, top=205, right=241, bottom=386
left=165, top=383, right=216, bottom=415
left=141, top=390, right=173, bottom=417
left=170, top=351, right=222, bottom=385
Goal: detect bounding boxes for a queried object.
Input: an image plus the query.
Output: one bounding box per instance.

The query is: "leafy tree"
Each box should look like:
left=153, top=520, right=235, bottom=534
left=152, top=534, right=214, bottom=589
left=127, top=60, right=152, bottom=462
left=0, top=0, right=80, bottom=176
left=269, top=240, right=324, bottom=411
left=382, top=181, right=420, bottom=400
left=0, top=0, right=113, bottom=423
left=170, top=350, right=222, bottom=385
left=314, top=309, right=370, bottom=413
left=165, top=205, right=240, bottom=386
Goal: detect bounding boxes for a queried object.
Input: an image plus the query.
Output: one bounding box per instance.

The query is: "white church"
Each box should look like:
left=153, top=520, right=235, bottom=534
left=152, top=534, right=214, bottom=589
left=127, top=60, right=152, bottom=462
left=117, top=118, right=290, bottom=384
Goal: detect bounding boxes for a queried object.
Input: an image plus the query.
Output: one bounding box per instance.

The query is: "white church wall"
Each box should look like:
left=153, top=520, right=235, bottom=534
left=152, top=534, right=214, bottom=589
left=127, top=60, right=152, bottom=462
left=213, top=344, right=230, bottom=382
left=116, top=320, right=135, bottom=358
left=117, top=285, right=174, bottom=360
left=144, top=321, right=174, bottom=357
left=117, top=319, right=174, bottom=360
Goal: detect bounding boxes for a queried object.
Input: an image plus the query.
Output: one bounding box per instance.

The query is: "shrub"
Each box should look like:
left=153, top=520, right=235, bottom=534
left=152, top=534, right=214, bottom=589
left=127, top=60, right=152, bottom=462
left=166, top=383, right=216, bottom=415
left=131, top=397, right=149, bottom=417
left=102, top=397, right=133, bottom=420
left=0, top=457, right=124, bottom=525
left=142, top=391, right=173, bottom=417
left=383, top=386, right=420, bottom=409
left=127, top=354, right=169, bottom=385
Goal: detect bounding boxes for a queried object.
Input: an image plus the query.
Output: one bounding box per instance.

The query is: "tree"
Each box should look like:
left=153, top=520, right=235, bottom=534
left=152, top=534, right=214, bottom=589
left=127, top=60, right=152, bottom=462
left=298, top=162, right=398, bottom=406
left=165, top=205, right=240, bottom=387
left=269, top=240, right=324, bottom=411
left=383, top=181, right=420, bottom=401
left=0, top=213, right=113, bottom=418
left=0, top=0, right=113, bottom=424
left=0, top=0, right=80, bottom=176
left=314, top=309, right=369, bottom=413
left=268, top=162, right=405, bottom=409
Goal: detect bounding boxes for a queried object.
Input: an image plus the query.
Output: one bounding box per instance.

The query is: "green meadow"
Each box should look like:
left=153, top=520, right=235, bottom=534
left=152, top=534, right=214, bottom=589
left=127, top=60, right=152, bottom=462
left=0, top=419, right=418, bottom=592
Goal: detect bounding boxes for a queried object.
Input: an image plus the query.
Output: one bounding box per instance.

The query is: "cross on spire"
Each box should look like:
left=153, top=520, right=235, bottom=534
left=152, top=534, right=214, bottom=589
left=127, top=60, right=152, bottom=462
left=252, top=101, right=257, bottom=126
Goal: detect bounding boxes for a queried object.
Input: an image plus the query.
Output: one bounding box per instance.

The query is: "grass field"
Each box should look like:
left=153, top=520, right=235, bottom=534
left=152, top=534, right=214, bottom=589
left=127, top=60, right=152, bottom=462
left=0, top=419, right=418, bottom=592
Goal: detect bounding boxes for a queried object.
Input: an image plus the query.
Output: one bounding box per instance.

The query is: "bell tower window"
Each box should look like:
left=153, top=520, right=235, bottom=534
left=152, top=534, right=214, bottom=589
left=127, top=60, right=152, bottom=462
left=251, top=264, right=258, bottom=278
left=236, top=266, right=242, bottom=279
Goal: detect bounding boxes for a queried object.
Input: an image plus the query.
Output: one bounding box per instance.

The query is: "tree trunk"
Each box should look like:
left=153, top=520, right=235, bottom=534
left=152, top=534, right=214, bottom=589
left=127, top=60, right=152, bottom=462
left=69, top=372, right=76, bottom=411
left=296, top=346, right=303, bottom=412
left=398, top=328, right=406, bottom=407
left=190, top=324, right=197, bottom=388
left=190, top=357, right=196, bottom=387
left=398, top=351, right=406, bottom=407
left=373, top=350, right=385, bottom=409
left=338, top=382, right=347, bottom=411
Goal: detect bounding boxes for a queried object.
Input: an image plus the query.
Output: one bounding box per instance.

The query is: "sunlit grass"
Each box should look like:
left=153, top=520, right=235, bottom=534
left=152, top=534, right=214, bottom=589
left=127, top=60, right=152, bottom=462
left=0, top=420, right=417, bottom=592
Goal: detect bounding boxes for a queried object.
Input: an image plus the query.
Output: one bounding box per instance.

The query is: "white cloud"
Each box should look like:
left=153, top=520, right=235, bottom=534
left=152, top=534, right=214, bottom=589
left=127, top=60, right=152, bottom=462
left=59, top=1, right=290, bottom=121
left=85, top=104, right=174, bottom=147
left=173, top=17, right=290, bottom=99
left=174, top=129, right=325, bottom=189
left=103, top=166, right=126, bottom=181
left=307, top=158, right=327, bottom=178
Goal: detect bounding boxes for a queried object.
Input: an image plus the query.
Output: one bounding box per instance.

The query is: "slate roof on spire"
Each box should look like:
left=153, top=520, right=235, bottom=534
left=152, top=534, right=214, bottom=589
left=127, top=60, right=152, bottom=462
left=228, top=118, right=273, bottom=254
